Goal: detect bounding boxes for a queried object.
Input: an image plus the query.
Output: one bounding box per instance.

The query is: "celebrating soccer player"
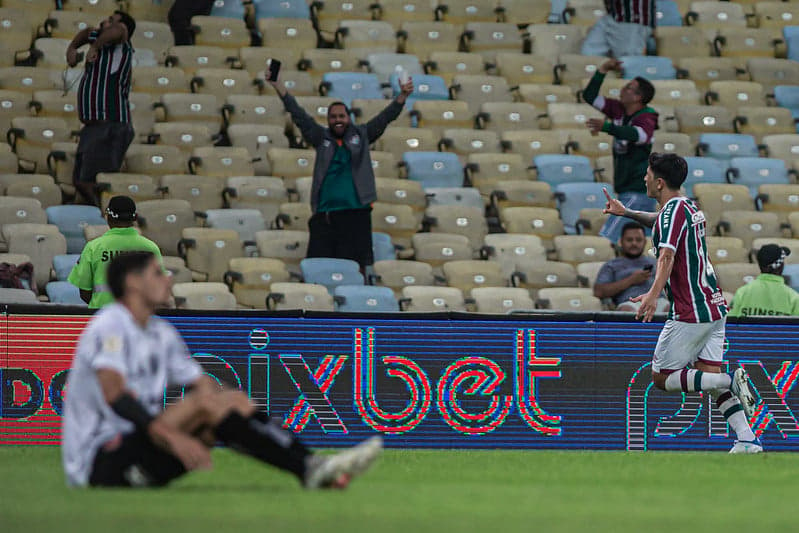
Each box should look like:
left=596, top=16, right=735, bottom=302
left=602, top=153, right=762, bottom=454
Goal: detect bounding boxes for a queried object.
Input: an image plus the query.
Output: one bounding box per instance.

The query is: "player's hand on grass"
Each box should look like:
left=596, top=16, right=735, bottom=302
left=602, top=188, right=626, bottom=217
left=631, top=291, right=658, bottom=323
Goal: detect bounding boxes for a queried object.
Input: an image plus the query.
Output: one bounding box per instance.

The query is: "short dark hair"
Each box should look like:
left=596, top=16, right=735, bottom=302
left=107, top=251, right=155, bottom=299
left=327, top=101, right=350, bottom=116
left=114, top=10, right=136, bottom=39
left=648, top=152, right=688, bottom=190
left=621, top=222, right=645, bottom=238
left=634, top=76, right=655, bottom=105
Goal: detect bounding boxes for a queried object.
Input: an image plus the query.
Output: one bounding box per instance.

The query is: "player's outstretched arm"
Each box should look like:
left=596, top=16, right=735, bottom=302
left=602, top=188, right=657, bottom=228
left=365, top=78, right=414, bottom=143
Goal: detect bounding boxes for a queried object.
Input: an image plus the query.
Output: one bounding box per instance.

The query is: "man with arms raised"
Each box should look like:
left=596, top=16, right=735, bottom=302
left=603, top=153, right=761, bottom=453
left=62, top=251, right=381, bottom=487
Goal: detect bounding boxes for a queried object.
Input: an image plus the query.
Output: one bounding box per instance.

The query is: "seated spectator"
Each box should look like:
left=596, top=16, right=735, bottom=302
left=728, top=244, right=799, bottom=317
left=594, top=222, right=668, bottom=312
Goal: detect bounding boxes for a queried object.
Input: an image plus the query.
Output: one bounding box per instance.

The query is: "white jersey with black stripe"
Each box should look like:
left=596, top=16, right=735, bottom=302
left=61, top=303, right=202, bottom=487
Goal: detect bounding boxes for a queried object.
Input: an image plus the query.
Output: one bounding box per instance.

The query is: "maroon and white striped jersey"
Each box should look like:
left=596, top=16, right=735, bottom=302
left=604, top=0, right=657, bottom=28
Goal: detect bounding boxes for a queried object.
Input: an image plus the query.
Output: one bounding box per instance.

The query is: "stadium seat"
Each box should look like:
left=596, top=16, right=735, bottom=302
left=162, top=256, right=193, bottom=284
left=675, top=105, right=735, bottom=137
left=334, top=20, right=396, bottom=55
left=470, top=286, right=535, bottom=313
left=160, top=174, right=224, bottom=212
left=714, top=29, right=780, bottom=63
left=190, top=16, right=250, bottom=49
left=696, top=133, right=759, bottom=160
left=376, top=128, right=439, bottom=159
left=434, top=0, right=497, bottom=24
left=45, top=281, right=85, bottom=306
left=0, top=174, right=62, bottom=209
left=124, top=144, right=188, bottom=177
left=51, top=253, right=80, bottom=282
left=47, top=142, right=78, bottom=196
left=227, top=123, right=289, bottom=176
left=150, top=123, right=215, bottom=154
left=760, top=134, right=799, bottom=165
left=655, top=0, right=684, bottom=26
left=83, top=224, right=109, bottom=242
left=203, top=209, right=266, bottom=243
left=5, top=223, right=67, bottom=289
left=499, top=206, right=564, bottom=250
left=655, top=27, right=713, bottom=59
left=377, top=0, right=434, bottom=26
left=399, top=285, right=466, bottom=311
left=757, top=2, right=799, bottom=30
left=254, top=0, right=311, bottom=20
left=734, top=106, right=796, bottom=142
left=675, top=57, right=741, bottom=91
left=367, top=53, right=425, bottom=86
left=537, top=287, right=602, bottom=311
left=128, top=93, right=157, bottom=142
left=476, top=102, right=540, bottom=132
left=562, top=129, right=614, bottom=161
left=465, top=153, right=532, bottom=194
left=165, top=45, right=233, bottom=74
left=0, top=67, right=62, bottom=94
left=773, top=85, right=799, bottom=120
left=544, top=102, right=605, bottom=130
left=686, top=1, right=750, bottom=29
left=190, top=68, right=261, bottom=98
left=501, top=130, right=565, bottom=164
left=45, top=205, right=105, bottom=255
left=0, top=91, right=31, bottom=143
left=497, top=0, right=553, bottom=25
left=553, top=235, right=615, bottom=266
left=156, top=93, right=221, bottom=127
left=300, top=257, right=364, bottom=293
left=389, top=74, right=449, bottom=107
left=136, top=199, right=198, bottom=257
left=706, top=236, right=750, bottom=264
left=254, top=230, right=310, bottom=272
left=424, top=204, right=487, bottom=250
left=682, top=156, right=728, bottom=197
left=189, top=147, right=254, bottom=178
left=747, top=58, right=799, bottom=93
left=132, top=22, right=174, bottom=63
left=423, top=51, right=485, bottom=85
left=649, top=80, right=702, bottom=106
left=274, top=202, right=312, bottom=231
left=460, top=22, right=525, bottom=61
left=132, top=67, right=190, bottom=95
left=694, top=183, right=754, bottom=229
left=714, top=263, right=760, bottom=293
left=179, top=227, right=245, bottom=282
left=210, top=0, right=247, bottom=19
left=0, top=253, right=31, bottom=268
left=42, top=9, right=95, bottom=40
left=532, top=155, right=594, bottom=187
left=0, top=287, right=39, bottom=304
left=334, top=285, right=399, bottom=312
left=372, top=259, right=435, bottom=294
left=223, top=257, right=292, bottom=309
left=555, top=182, right=608, bottom=234
left=173, top=282, right=237, bottom=310
left=449, top=74, right=512, bottom=113
left=481, top=233, right=547, bottom=277
left=223, top=176, right=288, bottom=222
left=297, top=49, right=364, bottom=86
left=493, top=52, right=553, bottom=87
left=412, top=232, right=473, bottom=268
left=266, top=282, right=335, bottom=311
left=528, top=24, right=584, bottom=60
left=425, top=187, right=484, bottom=209
left=372, top=232, right=397, bottom=262
left=320, top=72, right=384, bottom=107
left=442, top=259, right=506, bottom=292
left=726, top=157, right=791, bottom=197
left=0, top=198, right=47, bottom=241
left=553, top=54, right=606, bottom=89
left=222, top=94, right=287, bottom=128
left=513, top=83, right=574, bottom=108
left=619, top=56, right=677, bottom=80
left=717, top=210, right=782, bottom=248
left=7, top=117, right=72, bottom=173
left=756, top=184, right=799, bottom=225
left=375, top=178, right=426, bottom=210
left=511, top=260, right=580, bottom=297
left=439, top=129, right=500, bottom=159
left=265, top=148, right=316, bottom=184
left=576, top=260, right=606, bottom=288
left=371, top=203, right=421, bottom=250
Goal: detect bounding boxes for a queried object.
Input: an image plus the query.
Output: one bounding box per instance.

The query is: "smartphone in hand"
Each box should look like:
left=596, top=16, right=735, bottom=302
left=266, top=59, right=281, bottom=82
left=643, top=264, right=654, bottom=272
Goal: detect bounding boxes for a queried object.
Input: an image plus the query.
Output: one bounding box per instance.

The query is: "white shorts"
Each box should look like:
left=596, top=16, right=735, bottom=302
left=651, top=318, right=726, bottom=374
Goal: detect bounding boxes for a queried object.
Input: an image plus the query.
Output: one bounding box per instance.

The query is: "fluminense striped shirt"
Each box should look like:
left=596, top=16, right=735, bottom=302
left=604, top=0, right=656, bottom=28
left=652, top=197, right=727, bottom=323
left=77, top=30, right=134, bottom=124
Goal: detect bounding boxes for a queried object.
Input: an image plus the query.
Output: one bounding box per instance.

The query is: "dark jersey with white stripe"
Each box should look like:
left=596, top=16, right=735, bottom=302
left=77, top=30, right=133, bottom=123
left=652, top=197, right=727, bottom=323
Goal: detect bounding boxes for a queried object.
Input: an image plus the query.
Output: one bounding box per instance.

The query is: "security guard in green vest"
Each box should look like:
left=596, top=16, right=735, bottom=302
left=729, top=244, right=799, bottom=317
left=68, top=196, right=162, bottom=308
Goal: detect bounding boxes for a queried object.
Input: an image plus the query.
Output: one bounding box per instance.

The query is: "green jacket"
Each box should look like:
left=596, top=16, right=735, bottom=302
left=728, top=273, right=799, bottom=317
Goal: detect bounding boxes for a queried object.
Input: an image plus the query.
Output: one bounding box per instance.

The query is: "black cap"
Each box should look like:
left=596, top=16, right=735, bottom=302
left=756, top=244, right=791, bottom=271
left=106, top=195, right=137, bottom=221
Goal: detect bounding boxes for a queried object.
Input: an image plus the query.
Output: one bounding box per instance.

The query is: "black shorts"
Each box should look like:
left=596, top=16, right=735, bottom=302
left=89, top=431, right=186, bottom=488
left=73, top=121, right=135, bottom=184
left=307, top=207, right=374, bottom=268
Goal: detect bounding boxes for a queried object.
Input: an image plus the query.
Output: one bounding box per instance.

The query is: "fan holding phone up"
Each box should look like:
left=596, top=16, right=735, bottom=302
left=593, top=221, right=669, bottom=313
left=265, top=59, right=414, bottom=272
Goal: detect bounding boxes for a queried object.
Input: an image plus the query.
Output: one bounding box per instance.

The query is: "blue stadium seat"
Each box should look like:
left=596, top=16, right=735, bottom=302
left=425, top=187, right=484, bottom=209
left=334, top=285, right=399, bottom=312
left=52, top=254, right=80, bottom=281
left=389, top=74, right=449, bottom=107
left=774, top=85, right=799, bottom=120
left=726, top=157, right=792, bottom=197
left=683, top=156, right=728, bottom=197
left=532, top=154, right=594, bottom=186
left=697, top=133, right=759, bottom=160
left=372, top=232, right=396, bottom=262
left=402, top=152, right=463, bottom=189
left=783, top=263, right=799, bottom=292
left=46, top=281, right=86, bottom=306
left=784, top=26, right=799, bottom=62
left=555, top=182, right=608, bottom=234
left=656, top=0, right=683, bottom=26
left=253, top=0, right=310, bottom=19
left=619, top=56, right=676, bottom=80
left=300, top=257, right=364, bottom=293
left=210, top=0, right=247, bottom=19
left=321, top=73, right=384, bottom=107
left=45, top=205, right=106, bottom=254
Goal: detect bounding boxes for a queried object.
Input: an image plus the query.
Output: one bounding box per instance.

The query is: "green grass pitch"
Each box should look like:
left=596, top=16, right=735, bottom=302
left=0, top=446, right=795, bottom=532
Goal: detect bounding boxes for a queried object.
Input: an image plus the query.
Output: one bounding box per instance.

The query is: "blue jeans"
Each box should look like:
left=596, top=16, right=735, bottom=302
left=600, top=192, right=655, bottom=243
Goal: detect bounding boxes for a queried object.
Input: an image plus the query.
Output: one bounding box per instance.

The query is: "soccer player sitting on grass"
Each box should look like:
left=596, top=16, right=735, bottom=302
left=61, top=251, right=382, bottom=487
left=602, top=152, right=762, bottom=454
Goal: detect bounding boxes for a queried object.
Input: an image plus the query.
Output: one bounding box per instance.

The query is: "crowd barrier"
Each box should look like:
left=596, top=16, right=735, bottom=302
left=2, top=305, right=798, bottom=451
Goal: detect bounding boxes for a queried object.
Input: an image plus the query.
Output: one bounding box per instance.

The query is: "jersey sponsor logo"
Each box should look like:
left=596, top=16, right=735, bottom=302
left=690, top=210, right=706, bottom=226
left=100, top=249, right=140, bottom=262
left=102, top=335, right=122, bottom=354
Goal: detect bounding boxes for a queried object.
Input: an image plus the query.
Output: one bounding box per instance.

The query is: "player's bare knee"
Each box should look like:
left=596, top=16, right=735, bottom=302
left=652, top=372, right=668, bottom=391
